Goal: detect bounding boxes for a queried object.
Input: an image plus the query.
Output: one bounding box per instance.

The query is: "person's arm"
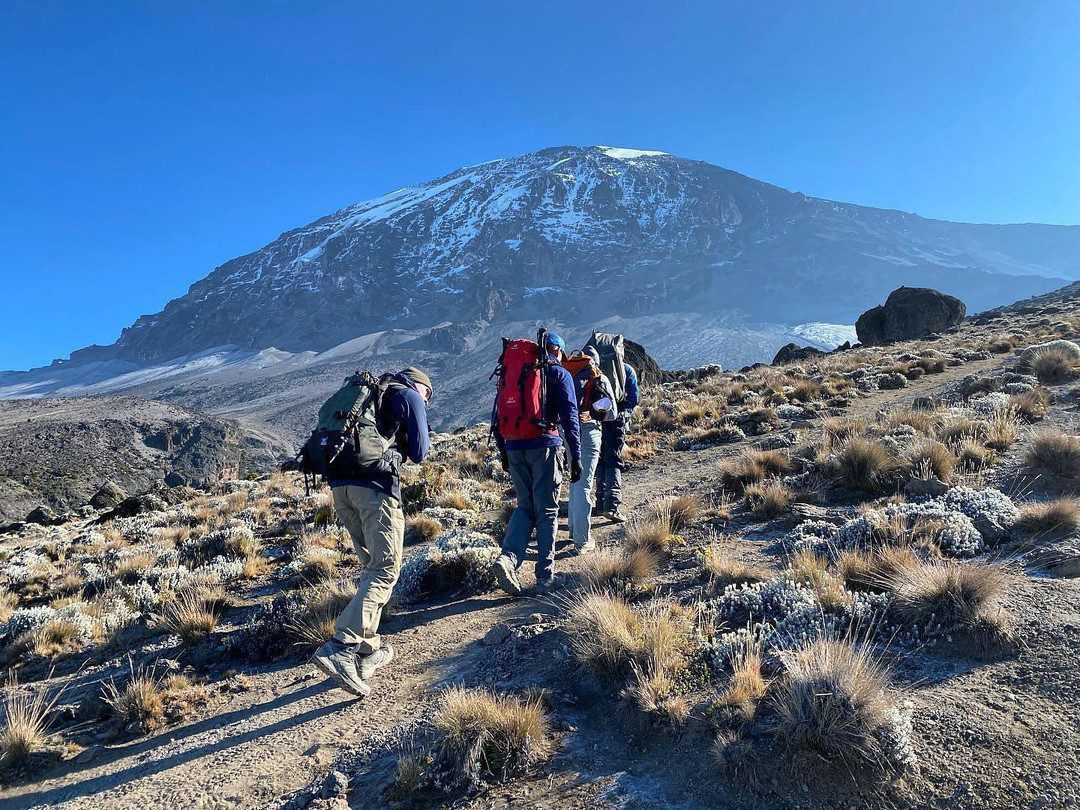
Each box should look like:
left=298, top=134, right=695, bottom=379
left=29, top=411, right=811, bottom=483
left=550, top=366, right=581, bottom=461
left=391, top=388, right=430, bottom=463
left=623, top=363, right=640, bottom=411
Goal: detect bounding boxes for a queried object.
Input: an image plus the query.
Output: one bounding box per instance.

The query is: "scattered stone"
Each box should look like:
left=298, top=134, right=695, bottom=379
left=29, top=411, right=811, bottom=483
left=26, top=504, right=59, bottom=525
left=905, top=477, right=950, bottom=497
left=772, top=343, right=824, bottom=365
left=98, top=492, right=168, bottom=522
left=483, top=624, right=511, bottom=646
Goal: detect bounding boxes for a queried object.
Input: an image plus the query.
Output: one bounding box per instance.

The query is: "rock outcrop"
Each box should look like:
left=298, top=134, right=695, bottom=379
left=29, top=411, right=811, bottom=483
left=772, top=343, right=824, bottom=365
left=624, top=339, right=662, bottom=386
left=856, top=287, right=966, bottom=346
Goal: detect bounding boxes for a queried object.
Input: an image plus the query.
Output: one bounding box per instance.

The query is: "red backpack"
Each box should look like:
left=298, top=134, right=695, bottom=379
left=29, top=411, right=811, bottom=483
left=493, top=335, right=554, bottom=441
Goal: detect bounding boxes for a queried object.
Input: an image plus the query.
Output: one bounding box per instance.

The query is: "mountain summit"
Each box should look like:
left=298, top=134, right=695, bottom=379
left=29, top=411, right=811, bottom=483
left=69, top=145, right=1080, bottom=366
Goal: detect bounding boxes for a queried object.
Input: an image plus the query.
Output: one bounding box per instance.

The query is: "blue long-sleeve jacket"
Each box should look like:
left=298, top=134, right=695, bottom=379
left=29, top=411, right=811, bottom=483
left=329, top=374, right=430, bottom=500
left=621, top=363, right=640, bottom=412
left=492, top=364, right=581, bottom=462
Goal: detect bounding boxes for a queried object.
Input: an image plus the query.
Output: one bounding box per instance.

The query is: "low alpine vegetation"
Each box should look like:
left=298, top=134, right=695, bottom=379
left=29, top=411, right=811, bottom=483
left=1, top=675, right=58, bottom=775
left=1025, top=429, right=1080, bottom=482
left=1015, top=497, right=1080, bottom=537
left=884, top=559, right=1008, bottom=636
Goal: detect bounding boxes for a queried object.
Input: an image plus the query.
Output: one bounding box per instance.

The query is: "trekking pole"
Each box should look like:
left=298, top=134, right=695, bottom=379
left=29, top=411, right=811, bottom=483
left=537, top=328, right=551, bottom=430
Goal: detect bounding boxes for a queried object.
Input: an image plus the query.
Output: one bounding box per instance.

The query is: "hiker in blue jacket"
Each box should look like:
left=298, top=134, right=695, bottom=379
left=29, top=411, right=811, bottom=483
left=596, top=361, right=639, bottom=522
left=490, top=332, right=581, bottom=595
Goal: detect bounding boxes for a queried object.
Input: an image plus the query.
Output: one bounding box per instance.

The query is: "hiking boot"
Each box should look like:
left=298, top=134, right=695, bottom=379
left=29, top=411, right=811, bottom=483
left=591, top=504, right=604, bottom=517
left=534, top=574, right=560, bottom=594
left=492, top=555, right=522, bottom=596
left=310, top=639, right=370, bottom=696
left=571, top=539, right=596, bottom=555
left=607, top=508, right=628, bottom=524
left=359, top=643, right=394, bottom=681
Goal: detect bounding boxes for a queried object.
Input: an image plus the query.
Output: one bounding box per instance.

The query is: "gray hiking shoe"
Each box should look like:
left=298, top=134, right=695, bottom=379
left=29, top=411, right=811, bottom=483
left=310, top=639, right=370, bottom=696
left=492, top=555, right=522, bottom=596
left=571, top=540, right=596, bottom=556
left=607, top=508, right=628, bottom=524
left=534, top=575, right=561, bottom=594
left=359, top=643, right=394, bottom=681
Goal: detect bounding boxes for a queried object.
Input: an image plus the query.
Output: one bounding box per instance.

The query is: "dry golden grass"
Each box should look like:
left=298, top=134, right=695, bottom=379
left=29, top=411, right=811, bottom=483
left=1011, top=388, right=1049, bottom=422
left=1025, top=347, right=1080, bottom=385
left=102, top=664, right=165, bottom=730
left=111, top=551, right=158, bottom=583
left=787, top=551, right=851, bottom=610
left=836, top=545, right=921, bottom=593
left=1015, top=497, right=1080, bottom=537
left=662, top=494, right=704, bottom=532
left=447, top=444, right=490, bottom=478
left=405, top=514, right=443, bottom=545
left=581, top=547, right=659, bottom=590
left=1026, top=429, right=1080, bottom=481
left=19, top=619, right=83, bottom=659
left=699, top=546, right=770, bottom=593
left=242, top=555, right=270, bottom=580
left=886, top=409, right=939, bottom=436
left=624, top=504, right=680, bottom=555
left=905, top=440, right=955, bottom=483
left=1, top=674, right=58, bottom=773
left=936, top=414, right=987, bottom=446
left=434, top=688, right=552, bottom=784
left=956, top=438, right=995, bottom=471
left=717, top=638, right=769, bottom=724
left=157, top=588, right=221, bottom=642
left=436, top=489, right=478, bottom=511
left=773, top=638, right=894, bottom=767
left=720, top=448, right=793, bottom=492
left=885, top=559, right=1008, bottom=631
left=743, top=480, right=793, bottom=518
left=286, top=578, right=358, bottom=646
left=823, top=417, right=868, bottom=445
left=985, top=408, right=1021, bottom=451
left=621, top=664, right=690, bottom=725
left=828, top=436, right=898, bottom=489
left=0, top=587, right=19, bottom=623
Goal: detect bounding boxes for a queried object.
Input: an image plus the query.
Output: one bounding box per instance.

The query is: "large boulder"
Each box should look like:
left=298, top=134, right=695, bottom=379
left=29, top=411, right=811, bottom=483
left=855, top=287, right=966, bottom=346
left=89, top=480, right=127, bottom=510
left=772, top=343, right=824, bottom=365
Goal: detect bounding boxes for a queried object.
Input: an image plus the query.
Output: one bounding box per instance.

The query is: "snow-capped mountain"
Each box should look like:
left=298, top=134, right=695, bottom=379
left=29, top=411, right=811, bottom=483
left=78, top=145, right=1074, bottom=366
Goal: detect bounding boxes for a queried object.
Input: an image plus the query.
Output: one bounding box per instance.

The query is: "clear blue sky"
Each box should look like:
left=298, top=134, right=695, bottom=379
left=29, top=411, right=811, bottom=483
left=2, top=1, right=1079, bottom=370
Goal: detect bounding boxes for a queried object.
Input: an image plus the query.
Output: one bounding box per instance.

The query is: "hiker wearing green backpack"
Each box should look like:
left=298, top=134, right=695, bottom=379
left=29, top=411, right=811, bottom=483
left=564, top=344, right=616, bottom=553
left=588, top=332, right=639, bottom=523
left=490, top=331, right=582, bottom=595
left=302, top=366, right=433, bottom=697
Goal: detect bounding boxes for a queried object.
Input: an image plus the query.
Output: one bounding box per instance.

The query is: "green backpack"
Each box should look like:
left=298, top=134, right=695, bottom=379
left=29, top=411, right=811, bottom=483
left=586, top=332, right=627, bottom=404
left=298, top=371, right=399, bottom=482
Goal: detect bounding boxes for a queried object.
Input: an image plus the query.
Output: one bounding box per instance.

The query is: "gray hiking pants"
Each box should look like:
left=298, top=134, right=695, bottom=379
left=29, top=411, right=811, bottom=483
left=330, top=485, right=405, bottom=654
left=500, top=446, right=564, bottom=581
left=596, top=414, right=628, bottom=512
left=568, top=420, right=602, bottom=548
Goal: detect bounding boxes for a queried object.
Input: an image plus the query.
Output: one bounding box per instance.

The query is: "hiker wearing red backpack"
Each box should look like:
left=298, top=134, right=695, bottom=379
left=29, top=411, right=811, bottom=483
left=490, top=331, right=582, bottom=595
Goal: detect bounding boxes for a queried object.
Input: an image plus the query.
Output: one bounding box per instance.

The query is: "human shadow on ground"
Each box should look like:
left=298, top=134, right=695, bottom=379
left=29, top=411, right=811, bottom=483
left=6, top=680, right=350, bottom=809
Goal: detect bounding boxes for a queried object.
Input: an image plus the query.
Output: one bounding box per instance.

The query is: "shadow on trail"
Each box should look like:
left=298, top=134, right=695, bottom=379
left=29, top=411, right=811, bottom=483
left=7, top=680, right=350, bottom=809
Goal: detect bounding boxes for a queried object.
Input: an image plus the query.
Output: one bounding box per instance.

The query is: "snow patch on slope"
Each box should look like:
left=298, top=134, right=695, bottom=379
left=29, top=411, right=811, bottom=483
left=790, top=322, right=858, bottom=349
left=599, top=146, right=668, bottom=160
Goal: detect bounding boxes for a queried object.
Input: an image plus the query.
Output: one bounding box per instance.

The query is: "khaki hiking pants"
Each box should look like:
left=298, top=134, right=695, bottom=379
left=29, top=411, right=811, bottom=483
left=330, top=485, right=405, bottom=654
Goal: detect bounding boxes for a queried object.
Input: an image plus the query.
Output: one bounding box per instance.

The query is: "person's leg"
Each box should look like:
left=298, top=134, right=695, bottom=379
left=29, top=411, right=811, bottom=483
left=332, top=486, right=405, bottom=654
left=500, top=449, right=536, bottom=569
left=595, top=424, right=611, bottom=512
left=569, top=422, right=602, bottom=548
left=332, top=486, right=370, bottom=567
left=532, top=447, right=563, bottom=582
left=607, top=417, right=628, bottom=513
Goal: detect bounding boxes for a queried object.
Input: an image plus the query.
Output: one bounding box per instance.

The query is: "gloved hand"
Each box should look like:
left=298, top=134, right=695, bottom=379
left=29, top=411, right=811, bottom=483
left=570, top=457, right=583, bottom=483
left=499, top=447, right=510, bottom=473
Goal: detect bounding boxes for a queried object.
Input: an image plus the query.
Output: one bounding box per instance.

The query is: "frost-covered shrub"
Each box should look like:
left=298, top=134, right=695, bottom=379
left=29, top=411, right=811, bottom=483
left=776, top=404, right=806, bottom=420
left=1002, top=382, right=1034, bottom=395
left=878, top=373, right=907, bottom=390
left=397, top=530, right=500, bottom=600
left=940, top=487, right=1019, bottom=543
left=970, top=392, right=1012, bottom=414
left=229, top=591, right=305, bottom=662
left=0, top=604, right=97, bottom=642
left=786, top=521, right=839, bottom=555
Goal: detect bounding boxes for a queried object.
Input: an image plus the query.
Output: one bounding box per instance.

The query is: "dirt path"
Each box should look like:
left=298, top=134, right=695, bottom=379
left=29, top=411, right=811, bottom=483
left=0, top=355, right=1020, bottom=809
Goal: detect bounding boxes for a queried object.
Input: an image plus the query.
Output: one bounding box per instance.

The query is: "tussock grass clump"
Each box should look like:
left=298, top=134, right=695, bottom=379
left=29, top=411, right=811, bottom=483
left=1, top=675, right=58, bottom=773
left=773, top=639, right=895, bottom=767
left=956, top=439, right=995, bottom=472
left=787, top=551, right=851, bottom=610
left=823, top=417, right=867, bottom=445
left=836, top=546, right=920, bottom=592
left=661, top=494, right=704, bottom=532
left=581, top=547, right=659, bottom=591
left=286, top=578, right=357, bottom=646
left=699, top=546, right=770, bottom=593
left=1011, top=388, right=1049, bottom=422
left=447, top=445, right=490, bottom=478
left=904, top=440, right=955, bottom=483
left=0, top=587, right=17, bottom=623
left=744, top=480, right=793, bottom=518
left=936, top=414, right=987, bottom=446
left=624, top=508, right=678, bottom=555
left=436, top=489, right=478, bottom=511
left=157, top=587, right=223, bottom=642
left=405, top=514, right=443, bottom=545
left=621, top=665, right=690, bottom=725
left=1024, top=347, right=1080, bottom=385
left=828, top=436, right=898, bottom=489
left=717, top=639, right=769, bottom=724
left=720, top=449, right=793, bottom=492
left=103, top=664, right=165, bottom=731
left=19, top=619, right=83, bottom=659
left=1025, top=429, right=1080, bottom=481
left=885, top=559, right=1007, bottom=632
left=985, top=408, right=1021, bottom=451
left=1016, top=497, right=1080, bottom=537
left=434, top=688, right=552, bottom=787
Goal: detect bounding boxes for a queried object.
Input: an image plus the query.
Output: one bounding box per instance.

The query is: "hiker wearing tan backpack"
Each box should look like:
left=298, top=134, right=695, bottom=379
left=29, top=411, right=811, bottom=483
left=490, top=330, right=582, bottom=595
left=588, top=332, right=640, bottom=523
left=563, top=344, right=616, bottom=553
